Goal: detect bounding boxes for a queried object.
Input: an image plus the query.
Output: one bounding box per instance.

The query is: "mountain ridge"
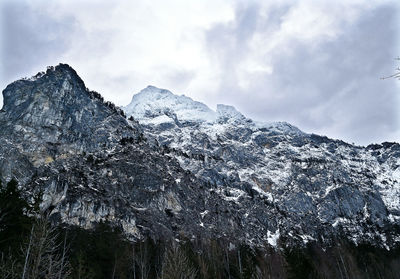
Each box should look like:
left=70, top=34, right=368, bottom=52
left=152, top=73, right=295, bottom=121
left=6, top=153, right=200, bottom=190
left=1, top=64, right=400, bottom=251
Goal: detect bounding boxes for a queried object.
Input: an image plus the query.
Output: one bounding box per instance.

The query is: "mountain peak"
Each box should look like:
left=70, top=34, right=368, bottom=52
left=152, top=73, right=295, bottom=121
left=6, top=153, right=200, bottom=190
left=53, top=63, right=79, bottom=75
left=124, top=86, right=217, bottom=123
left=23, top=63, right=85, bottom=85
left=144, top=85, right=167, bottom=91
left=141, top=85, right=173, bottom=95
left=0, top=64, right=139, bottom=162
left=216, top=104, right=246, bottom=122
left=2, top=64, right=87, bottom=113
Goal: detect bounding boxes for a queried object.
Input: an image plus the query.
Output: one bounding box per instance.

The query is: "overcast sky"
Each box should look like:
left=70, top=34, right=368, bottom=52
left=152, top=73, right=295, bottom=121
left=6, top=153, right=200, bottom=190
left=1, top=0, right=399, bottom=145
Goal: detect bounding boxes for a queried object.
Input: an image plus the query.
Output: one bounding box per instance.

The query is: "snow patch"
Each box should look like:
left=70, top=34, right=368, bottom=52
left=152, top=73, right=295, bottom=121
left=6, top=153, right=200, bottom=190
left=300, top=234, right=315, bottom=244
left=200, top=210, right=209, bottom=218
left=377, top=165, right=400, bottom=212
left=217, top=104, right=245, bottom=121
left=124, top=85, right=217, bottom=123
left=267, top=229, right=280, bottom=247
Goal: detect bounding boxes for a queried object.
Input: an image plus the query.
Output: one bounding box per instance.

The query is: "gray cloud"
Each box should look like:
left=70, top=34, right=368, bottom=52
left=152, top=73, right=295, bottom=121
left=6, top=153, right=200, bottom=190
left=205, top=3, right=399, bottom=145
left=0, top=1, right=76, bottom=82
left=205, top=3, right=264, bottom=83
left=0, top=0, right=398, bottom=145
left=163, top=68, right=196, bottom=92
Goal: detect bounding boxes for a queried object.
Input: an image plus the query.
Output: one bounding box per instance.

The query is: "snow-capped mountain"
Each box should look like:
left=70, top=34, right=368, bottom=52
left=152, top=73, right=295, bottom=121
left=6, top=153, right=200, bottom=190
left=124, top=85, right=217, bottom=124
left=1, top=65, right=400, bottom=251
left=124, top=85, right=400, bottom=248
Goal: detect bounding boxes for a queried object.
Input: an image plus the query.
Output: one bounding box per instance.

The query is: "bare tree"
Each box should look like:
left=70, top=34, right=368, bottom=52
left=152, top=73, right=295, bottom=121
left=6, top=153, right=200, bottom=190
left=381, top=57, right=400, bottom=80
left=0, top=250, right=20, bottom=279
left=22, top=226, right=35, bottom=279
left=21, top=213, right=71, bottom=279
left=225, top=246, right=231, bottom=279
left=196, top=251, right=208, bottom=279
left=161, top=242, right=197, bottom=279
left=131, top=241, right=151, bottom=279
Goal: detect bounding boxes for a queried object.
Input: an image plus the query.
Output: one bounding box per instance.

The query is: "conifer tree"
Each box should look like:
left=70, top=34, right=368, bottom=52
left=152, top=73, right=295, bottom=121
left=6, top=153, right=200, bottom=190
left=0, top=179, right=33, bottom=253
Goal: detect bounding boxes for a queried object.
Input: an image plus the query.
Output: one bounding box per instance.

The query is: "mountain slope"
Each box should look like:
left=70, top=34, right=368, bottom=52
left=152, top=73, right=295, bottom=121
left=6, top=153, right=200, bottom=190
left=124, top=85, right=400, bottom=248
left=0, top=65, right=216, bottom=240
left=0, top=65, right=400, bottom=250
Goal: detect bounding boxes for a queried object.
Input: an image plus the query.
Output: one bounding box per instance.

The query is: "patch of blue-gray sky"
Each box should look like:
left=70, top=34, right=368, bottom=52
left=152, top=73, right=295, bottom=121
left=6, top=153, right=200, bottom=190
left=1, top=1, right=75, bottom=82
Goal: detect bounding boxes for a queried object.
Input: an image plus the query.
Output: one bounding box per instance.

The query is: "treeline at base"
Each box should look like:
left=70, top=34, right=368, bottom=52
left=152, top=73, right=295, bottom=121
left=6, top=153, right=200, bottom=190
left=1, top=179, right=400, bottom=279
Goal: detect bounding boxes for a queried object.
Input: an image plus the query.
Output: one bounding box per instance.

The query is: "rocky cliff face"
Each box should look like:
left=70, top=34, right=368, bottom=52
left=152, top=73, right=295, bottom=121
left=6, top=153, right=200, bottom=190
left=124, top=85, right=400, bottom=248
left=0, top=65, right=141, bottom=168
left=1, top=64, right=400, bottom=249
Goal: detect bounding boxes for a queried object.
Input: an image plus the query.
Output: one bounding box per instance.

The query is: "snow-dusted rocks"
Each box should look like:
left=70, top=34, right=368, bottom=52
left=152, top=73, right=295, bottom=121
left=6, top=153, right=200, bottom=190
left=124, top=85, right=217, bottom=123
left=123, top=85, right=400, bottom=249
left=216, top=104, right=246, bottom=123
left=1, top=65, right=400, bottom=250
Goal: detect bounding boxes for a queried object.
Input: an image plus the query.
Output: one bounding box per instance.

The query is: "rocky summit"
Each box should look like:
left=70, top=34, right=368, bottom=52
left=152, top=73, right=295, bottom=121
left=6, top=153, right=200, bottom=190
left=1, top=64, right=400, bottom=249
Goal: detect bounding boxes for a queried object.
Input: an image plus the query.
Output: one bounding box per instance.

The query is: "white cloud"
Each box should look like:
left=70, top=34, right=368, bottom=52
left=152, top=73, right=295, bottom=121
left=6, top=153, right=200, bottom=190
left=40, top=0, right=235, bottom=105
